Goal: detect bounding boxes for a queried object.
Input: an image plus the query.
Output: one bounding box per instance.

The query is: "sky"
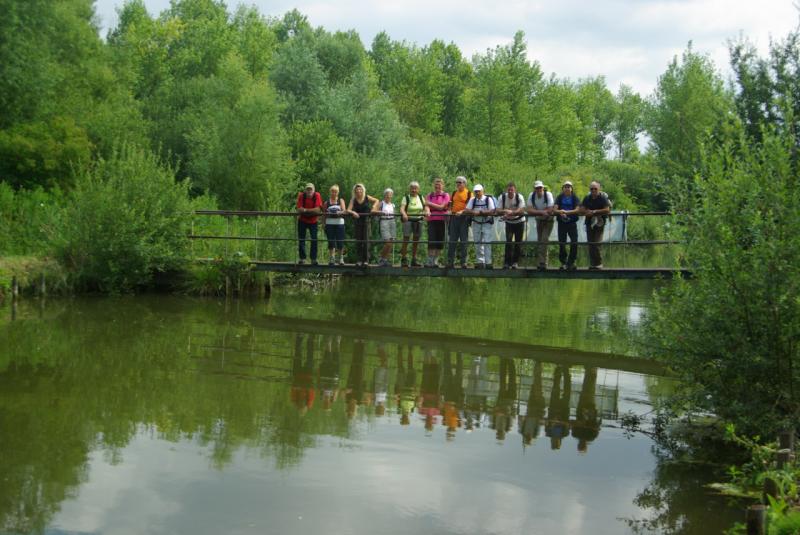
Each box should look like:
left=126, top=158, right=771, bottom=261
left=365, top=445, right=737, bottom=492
left=93, top=0, right=800, bottom=96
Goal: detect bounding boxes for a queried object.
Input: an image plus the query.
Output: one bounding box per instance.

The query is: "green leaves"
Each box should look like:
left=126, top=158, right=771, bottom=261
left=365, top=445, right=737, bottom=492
left=52, top=145, right=192, bottom=292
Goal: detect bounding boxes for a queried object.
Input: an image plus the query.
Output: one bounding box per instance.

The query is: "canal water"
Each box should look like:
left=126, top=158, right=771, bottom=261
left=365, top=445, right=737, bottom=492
left=1, top=278, right=738, bottom=534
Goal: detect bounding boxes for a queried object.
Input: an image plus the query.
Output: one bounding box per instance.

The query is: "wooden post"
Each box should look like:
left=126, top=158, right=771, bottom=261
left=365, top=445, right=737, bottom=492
left=763, top=477, right=779, bottom=502
left=779, top=429, right=795, bottom=452
left=225, top=275, right=231, bottom=297
left=39, top=273, right=46, bottom=297
left=777, top=449, right=791, bottom=469
left=11, top=276, right=19, bottom=300
left=746, top=504, right=767, bottom=535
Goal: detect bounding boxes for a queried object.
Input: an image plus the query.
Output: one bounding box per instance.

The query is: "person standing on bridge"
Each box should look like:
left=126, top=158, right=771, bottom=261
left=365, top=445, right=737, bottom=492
left=554, top=181, right=581, bottom=271
left=323, top=184, right=347, bottom=265
left=347, top=184, right=378, bottom=266
left=580, top=181, right=611, bottom=270
left=465, top=184, right=496, bottom=269
left=446, top=176, right=471, bottom=269
left=527, top=180, right=555, bottom=271
left=496, top=181, right=526, bottom=269
left=399, top=181, right=430, bottom=267
left=425, top=177, right=450, bottom=267
left=372, top=188, right=396, bottom=267
left=296, top=183, right=323, bottom=265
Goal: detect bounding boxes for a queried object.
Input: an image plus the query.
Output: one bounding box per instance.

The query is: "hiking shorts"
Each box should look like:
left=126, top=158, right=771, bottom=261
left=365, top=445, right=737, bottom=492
left=403, top=219, right=422, bottom=237
left=380, top=219, right=396, bottom=241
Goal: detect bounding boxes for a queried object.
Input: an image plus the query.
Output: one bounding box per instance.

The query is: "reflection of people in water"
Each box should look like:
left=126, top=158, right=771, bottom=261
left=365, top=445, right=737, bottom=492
left=318, top=335, right=341, bottom=411
left=441, top=352, right=464, bottom=440
left=346, top=339, right=367, bottom=419
left=418, top=349, right=441, bottom=432
left=291, top=333, right=316, bottom=415
left=395, top=345, right=417, bottom=426
left=520, top=361, right=546, bottom=447
left=464, top=356, right=490, bottom=431
left=373, top=343, right=390, bottom=417
left=545, top=365, right=571, bottom=450
left=492, top=357, right=517, bottom=441
left=572, top=366, right=601, bottom=453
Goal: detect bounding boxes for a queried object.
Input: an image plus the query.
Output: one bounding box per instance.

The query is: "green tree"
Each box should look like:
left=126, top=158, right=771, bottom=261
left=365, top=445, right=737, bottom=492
left=269, top=34, right=327, bottom=122
left=647, top=44, right=733, bottom=181
left=52, top=145, right=192, bottom=292
left=730, top=29, right=800, bottom=157
left=612, top=84, right=645, bottom=161
left=640, top=127, right=800, bottom=436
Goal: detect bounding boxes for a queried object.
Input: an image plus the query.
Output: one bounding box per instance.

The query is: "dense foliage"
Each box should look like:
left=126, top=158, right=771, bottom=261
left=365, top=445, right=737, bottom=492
left=641, top=127, right=800, bottom=436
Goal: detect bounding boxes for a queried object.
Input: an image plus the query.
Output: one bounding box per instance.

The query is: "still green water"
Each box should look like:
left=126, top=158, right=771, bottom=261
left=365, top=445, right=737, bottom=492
left=1, top=278, right=737, bottom=534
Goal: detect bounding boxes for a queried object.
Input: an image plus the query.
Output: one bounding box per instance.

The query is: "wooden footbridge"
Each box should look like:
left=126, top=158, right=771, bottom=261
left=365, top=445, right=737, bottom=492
left=191, top=210, right=689, bottom=280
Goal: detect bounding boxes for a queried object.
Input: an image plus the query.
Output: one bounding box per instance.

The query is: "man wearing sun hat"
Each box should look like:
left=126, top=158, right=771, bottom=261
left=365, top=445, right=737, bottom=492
left=464, top=183, right=496, bottom=269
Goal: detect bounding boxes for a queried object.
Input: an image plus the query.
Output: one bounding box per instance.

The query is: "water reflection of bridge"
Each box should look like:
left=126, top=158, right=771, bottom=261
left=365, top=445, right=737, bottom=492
left=189, top=321, right=658, bottom=451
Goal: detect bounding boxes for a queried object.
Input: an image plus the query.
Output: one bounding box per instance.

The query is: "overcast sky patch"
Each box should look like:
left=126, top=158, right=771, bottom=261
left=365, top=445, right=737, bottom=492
left=94, top=0, right=799, bottom=96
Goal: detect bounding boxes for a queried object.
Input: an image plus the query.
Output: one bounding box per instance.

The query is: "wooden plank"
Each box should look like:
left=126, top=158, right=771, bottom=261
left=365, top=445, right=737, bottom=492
left=248, top=261, right=691, bottom=280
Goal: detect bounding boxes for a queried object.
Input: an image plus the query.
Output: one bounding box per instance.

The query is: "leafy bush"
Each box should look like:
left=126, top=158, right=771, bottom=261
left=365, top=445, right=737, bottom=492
left=0, top=183, right=62, bottom=255
left=52, top=145, right=192, bottom=292
left=640, top=127, right=800, bottom=436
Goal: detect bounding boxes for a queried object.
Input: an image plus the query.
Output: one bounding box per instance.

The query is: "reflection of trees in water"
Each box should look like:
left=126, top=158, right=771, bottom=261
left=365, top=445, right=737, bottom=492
left=623, top=446, right=740, bottom=534
left=0, top=301, right=630, bottom=532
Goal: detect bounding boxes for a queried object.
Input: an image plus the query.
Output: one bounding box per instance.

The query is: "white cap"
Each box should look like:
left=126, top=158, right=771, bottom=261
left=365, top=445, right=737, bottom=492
left=534, top=180, right=544, bottom=188
left=473, top=184, right=484, bottom=192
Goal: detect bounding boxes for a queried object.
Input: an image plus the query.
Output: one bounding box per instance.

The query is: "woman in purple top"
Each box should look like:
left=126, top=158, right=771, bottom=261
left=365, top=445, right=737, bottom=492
left=425, top=177, right=451, bottom=267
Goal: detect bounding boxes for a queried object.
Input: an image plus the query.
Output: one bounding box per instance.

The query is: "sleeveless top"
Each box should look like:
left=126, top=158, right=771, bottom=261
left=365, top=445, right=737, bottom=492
left=378, top=201, right=395, bottom=220
left=353, top=197, right=371, bottom=215
left=325, top=197, right=345, bottom=225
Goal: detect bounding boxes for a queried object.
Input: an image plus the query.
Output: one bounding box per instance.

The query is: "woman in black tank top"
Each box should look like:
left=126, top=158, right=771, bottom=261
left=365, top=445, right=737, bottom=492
left=347, top=184, right=378, bottom=265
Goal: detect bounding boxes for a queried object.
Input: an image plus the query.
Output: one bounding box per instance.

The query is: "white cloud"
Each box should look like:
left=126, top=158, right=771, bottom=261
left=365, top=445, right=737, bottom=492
left=93, top=0, right=800, bottom=96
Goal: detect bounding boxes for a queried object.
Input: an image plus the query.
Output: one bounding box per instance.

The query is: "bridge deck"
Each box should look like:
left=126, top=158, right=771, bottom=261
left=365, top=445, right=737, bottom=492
left=250, top=261, right=690, bottom=280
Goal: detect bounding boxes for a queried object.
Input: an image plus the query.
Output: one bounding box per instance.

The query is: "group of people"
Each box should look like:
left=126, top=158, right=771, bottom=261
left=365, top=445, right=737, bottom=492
left=292, top=334, right=603, bottom=451
left=296, top=176, right=612, bottom=271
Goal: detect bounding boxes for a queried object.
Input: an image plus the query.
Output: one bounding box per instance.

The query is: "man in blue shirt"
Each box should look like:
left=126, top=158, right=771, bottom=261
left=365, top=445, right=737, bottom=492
left=554, top=181, right=581, bottom=271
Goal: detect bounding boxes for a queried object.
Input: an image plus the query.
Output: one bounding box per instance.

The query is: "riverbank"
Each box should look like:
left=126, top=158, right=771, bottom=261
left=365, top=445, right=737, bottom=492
left=0, top=256, right=66, bottom=302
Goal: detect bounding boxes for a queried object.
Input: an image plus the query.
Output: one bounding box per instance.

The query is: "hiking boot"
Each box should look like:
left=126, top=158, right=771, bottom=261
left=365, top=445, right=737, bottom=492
left=400, top=257, right=409, bottom=267
left=311, top=260, right=319, bottom=266
left=474, top=263, right=485, bottom=269
left=567, top=264, right=577, bottom=271
left=485, top=264, right=493, bottom=270
left=329, top=258, right=335, bottom=266
left=410, top=259, right=422, bottom=267
left=446, top=262, right=455, bottom=269
left=589, top=264, right=603, bottom=271
left=461, top=262, right=468, bottom=269
left=537, top=264, right=546, bottom=272
left=511, top=263, right=519, bottom=269
left=503, top=264, right=511, bottom=269
left=298, top=259, right=306, bottom=265
left=339, top=258, right=345, bottom=265
left=559, top=264, right=566, bottom=271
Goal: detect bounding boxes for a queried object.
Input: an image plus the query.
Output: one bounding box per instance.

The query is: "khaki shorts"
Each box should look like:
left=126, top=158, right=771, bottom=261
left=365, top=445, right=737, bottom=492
left=402, top=219, right=422, bottom=237
left=380, top=219, right=396, bottom=240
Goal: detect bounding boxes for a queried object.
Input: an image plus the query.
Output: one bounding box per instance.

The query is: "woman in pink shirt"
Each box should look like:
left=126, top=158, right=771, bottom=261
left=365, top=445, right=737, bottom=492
left=425, top=177, right=451, bottom=267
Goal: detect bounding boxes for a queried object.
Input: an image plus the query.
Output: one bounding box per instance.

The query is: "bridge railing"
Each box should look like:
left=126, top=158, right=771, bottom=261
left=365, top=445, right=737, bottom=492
left=189, top=210, right=679, bottom=268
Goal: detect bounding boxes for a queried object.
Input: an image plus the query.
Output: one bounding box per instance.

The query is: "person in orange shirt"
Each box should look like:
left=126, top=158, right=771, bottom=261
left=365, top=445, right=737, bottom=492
left=446, top=176, right=472, bottom=268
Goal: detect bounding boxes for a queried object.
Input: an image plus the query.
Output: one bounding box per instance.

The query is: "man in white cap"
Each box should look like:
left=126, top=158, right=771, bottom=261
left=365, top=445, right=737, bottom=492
left=464, top=184, right=496, bottom=269
left=527, top=180, right=555, bottom=271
